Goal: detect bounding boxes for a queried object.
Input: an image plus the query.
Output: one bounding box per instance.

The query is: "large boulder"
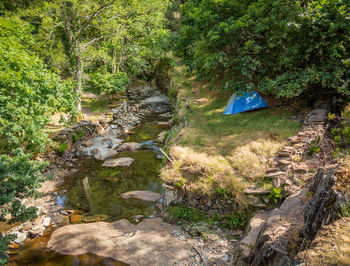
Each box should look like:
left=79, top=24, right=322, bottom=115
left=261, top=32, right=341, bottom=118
left=47, top=218, right=191, bottom=265
left=79, top=136, right=122, bottom=161
left=249, top=189, right=307, bottom=266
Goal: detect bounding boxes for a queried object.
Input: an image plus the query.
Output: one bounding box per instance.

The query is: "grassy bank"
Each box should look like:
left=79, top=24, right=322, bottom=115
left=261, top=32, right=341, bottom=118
left=162, top=61, right=301, bottom=206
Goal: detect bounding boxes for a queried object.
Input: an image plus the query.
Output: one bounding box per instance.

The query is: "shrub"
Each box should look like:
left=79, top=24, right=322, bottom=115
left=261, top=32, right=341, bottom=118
left=57, top=143, right=68, bottom=154
left=269, top=187, right=283, bottom=204
left=73, top=129, right=85, bottom=143
left=85, top=72, right=129, bottom=97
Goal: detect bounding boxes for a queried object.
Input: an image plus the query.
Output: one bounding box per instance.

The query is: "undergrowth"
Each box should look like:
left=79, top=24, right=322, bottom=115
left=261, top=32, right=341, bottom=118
left=166, top=204, right=248, bottom=238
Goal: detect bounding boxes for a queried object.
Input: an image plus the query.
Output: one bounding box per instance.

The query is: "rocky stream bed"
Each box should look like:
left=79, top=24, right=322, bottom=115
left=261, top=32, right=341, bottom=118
left=3, top=83, right=346, bottom=266
left=3, top=84, right=235, bottom=265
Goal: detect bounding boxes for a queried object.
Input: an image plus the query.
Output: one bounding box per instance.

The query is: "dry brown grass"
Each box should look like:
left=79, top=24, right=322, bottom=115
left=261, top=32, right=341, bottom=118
left=229, top=139, right=286, bottom=180
left=296, top=218, right=350, bottom=265
left=161, top=146, right=247, bottom=207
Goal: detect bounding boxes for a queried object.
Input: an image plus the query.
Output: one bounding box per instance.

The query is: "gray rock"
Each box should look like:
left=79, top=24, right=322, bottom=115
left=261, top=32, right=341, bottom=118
left=299, top=167, right=347, bottom=250
left=249, top=189, right=307, bottom=265
left=14, top=232, right=27, bottom=244
left=162, top=184, right=183, bottom=207
left=144, top=95, right=170, bottom=105
left=94, top=149, right=118, bottom=161
left=120, top=191, right=162, bottom=202
left=117, top=142, right=141, bottom=152
left=102, top=157, right=135, bottom=167
left=244, top=188, right=270, bottom=195
left=48, top=218, right=192, bottom=265
left=42, top=217, right=51, bottom=227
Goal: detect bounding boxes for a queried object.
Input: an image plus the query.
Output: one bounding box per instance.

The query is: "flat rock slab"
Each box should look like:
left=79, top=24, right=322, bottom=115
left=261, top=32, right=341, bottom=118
left=144, top=95, right=170, bottom=104
left=117, top=142, right=141, bottom=151
left=48, top=218, right=191, bottom=265
left=102, top=157, right=135, bottom=167
left=120, top=190, right=162, bottom=202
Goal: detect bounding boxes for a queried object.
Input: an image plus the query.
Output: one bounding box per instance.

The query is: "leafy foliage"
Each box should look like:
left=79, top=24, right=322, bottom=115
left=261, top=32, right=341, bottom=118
left=57, top=143, right=68, bottom=154
left=86, top=72, right=129, bottom=96
left=0, top=16, right=76, bottom=153
left=0, top=234, right=15, bottom=265
left=223, top=213, right=246, bottom=229
left=0, top=149, right=48, bottom=222
left=175, top=0, right=350, bottom=97
left=269, top=187, right=283, bottom=204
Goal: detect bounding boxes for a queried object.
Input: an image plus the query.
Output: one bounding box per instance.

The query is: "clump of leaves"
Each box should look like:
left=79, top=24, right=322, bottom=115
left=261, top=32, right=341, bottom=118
left=57, top=143, right=68, bottom=154
left=222, top=213, right=246, bottom=229
left=309, top=142, right=321, bottom=156
left=339, top=203, right=350, bottom=218
left=269, top=187, right=283, bottom=204
left=73, top=129, right=85, bottom=143
left=168, top=204, right=194, bottom=221
left=332, top=126, right=350, bottom=156
left=215, top=187, right=226, bottom=197
left=176, top=176, right=185, bottom=188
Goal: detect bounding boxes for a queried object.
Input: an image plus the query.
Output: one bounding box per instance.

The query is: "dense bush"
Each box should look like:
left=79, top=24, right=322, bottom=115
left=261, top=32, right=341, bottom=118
left=85, top=72, right=129, bottom=96
left=175, top=0, right=350, bottom=97
left=0, top=16, right=76, bottom=153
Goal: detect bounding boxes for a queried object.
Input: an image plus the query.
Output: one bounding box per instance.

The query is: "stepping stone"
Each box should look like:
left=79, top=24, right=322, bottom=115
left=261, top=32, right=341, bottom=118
left=120, top=191, right=162, bottom=202
left=278, top=151, right=291, bottom=157
left=102, top=157, right=135, bottom=167
left=265, top=171, right=285, bottom=178
left=239, top=210, right=271, bottom=259
left=244, top=188, right=270, bottom=195
left=278, top=159, right=292, bottom=166
left=157, top=121, right=169, bottom=126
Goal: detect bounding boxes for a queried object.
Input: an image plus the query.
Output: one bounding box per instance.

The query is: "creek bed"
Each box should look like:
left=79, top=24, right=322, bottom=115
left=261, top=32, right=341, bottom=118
left=8, top=113, right=169, bottom=265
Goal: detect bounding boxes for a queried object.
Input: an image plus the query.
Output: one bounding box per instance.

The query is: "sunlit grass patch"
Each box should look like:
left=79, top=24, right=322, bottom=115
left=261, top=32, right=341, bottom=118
left=161, top=146, right=247, bottom=207
left=165, top=59, right=301, bottom=203
left=229, top=139, right=286, bottom=181
left=82, top=97, right=111, bottom=113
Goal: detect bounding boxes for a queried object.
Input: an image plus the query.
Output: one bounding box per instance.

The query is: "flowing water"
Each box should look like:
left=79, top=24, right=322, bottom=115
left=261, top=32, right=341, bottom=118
left=8, top=113, right=169, bottom=265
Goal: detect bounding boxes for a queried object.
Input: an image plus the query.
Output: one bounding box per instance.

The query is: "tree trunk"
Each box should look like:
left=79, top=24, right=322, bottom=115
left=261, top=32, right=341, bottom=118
left=112, top=46, right=117, bottom=74
left=73, top=45, right=84, bottom=121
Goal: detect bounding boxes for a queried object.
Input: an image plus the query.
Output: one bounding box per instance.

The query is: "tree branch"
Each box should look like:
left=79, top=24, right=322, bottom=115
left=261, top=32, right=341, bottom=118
left=82, top=36, right=104, bottom=48
left=77, top=1, right=115, bottom=39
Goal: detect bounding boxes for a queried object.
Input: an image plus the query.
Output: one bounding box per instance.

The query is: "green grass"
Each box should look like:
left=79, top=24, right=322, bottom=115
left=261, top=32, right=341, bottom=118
left=82, top=98, right=111, bottom=113
left=163, top=59, right=301, bottom=208
left=180, top=96, right=300, bottom=156
left=167, top=204, right=248, bottom=230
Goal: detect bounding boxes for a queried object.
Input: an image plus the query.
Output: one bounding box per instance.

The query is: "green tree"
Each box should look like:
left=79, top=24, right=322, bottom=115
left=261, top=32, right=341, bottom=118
left=175, top=0, right=350, bottom=98
left=0, top=16, right=76, bottom=263
left=0, top=16, right=76, bottom=152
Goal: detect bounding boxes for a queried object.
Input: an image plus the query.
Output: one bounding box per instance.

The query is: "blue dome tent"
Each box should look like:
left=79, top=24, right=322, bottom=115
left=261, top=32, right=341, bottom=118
left=223, top=92, right=269, bottom=115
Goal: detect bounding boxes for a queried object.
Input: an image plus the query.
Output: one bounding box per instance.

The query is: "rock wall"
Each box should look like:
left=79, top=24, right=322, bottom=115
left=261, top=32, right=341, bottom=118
left=299, top=166, right=348, bottom=250
left=234, top=108, right=339, bottom=265
left=162, top=184, right=240, bottom=216
left=265, top=109, right=330, bottom=196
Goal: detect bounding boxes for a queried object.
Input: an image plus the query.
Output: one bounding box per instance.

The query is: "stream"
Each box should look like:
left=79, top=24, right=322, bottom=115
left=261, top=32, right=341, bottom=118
left=8, top=112, right=170, bottom=265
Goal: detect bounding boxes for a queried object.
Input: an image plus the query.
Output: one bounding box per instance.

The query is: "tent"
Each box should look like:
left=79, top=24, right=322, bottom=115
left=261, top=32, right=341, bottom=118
left=223, top=92, right=269, bottom=115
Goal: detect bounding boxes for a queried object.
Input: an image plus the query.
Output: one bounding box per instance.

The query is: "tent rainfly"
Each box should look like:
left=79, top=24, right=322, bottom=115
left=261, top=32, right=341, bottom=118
left=223, top=92, right=269, bottom=115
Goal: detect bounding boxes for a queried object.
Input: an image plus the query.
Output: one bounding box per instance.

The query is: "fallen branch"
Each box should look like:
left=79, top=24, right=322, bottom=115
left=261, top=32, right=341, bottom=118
left=159, top=148, right=172, bottom=163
